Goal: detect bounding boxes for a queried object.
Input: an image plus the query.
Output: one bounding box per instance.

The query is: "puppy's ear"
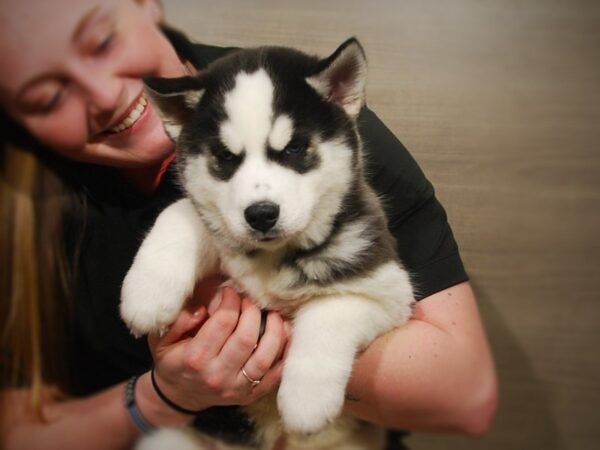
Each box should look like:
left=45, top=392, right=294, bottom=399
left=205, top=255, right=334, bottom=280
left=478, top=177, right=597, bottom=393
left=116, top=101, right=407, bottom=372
left=143, top=76, right=204, bottom=141
left=306, top=38, right=367, bottom=118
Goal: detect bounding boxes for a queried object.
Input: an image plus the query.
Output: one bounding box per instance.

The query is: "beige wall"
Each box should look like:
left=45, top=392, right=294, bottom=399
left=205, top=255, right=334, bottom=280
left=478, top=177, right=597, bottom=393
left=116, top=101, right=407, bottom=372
left=164, top=1, right=600, bottom=449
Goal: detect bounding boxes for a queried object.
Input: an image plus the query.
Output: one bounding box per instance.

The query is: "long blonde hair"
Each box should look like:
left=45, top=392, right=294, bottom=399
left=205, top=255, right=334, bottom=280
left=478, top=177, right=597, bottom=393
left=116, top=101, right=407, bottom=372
left=0, top=138, right=74, bottom=415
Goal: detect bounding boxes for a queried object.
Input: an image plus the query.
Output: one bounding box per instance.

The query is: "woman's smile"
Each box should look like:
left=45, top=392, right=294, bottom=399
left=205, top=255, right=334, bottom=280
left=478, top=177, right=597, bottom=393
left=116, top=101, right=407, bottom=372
left=108, top=92, right=148, bottom=134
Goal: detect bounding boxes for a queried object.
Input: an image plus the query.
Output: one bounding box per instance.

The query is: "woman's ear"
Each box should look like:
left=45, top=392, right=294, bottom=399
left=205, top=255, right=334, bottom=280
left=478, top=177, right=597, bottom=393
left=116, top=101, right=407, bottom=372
left=135, top=0, right=164, bottom=24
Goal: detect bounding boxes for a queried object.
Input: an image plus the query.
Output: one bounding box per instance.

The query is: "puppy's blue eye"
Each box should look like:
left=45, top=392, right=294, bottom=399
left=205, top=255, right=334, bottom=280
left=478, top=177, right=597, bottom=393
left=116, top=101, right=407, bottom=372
left=283, top=141, right=308, bottom=156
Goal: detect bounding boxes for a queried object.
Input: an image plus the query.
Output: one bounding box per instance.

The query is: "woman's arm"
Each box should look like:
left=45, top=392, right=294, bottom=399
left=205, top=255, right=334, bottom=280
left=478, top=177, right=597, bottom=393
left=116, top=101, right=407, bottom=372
left=0, top=379, right=173, bottom=450
left=1, top=370, right=208, bottom=450
left=344, top=281, right=498, bottom=436
left=1, top=285, right=287, bottom=450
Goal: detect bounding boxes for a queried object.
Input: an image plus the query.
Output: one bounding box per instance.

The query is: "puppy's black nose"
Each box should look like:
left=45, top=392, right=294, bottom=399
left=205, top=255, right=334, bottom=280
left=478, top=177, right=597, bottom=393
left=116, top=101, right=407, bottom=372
left=245, top=201, right=280, bottom=233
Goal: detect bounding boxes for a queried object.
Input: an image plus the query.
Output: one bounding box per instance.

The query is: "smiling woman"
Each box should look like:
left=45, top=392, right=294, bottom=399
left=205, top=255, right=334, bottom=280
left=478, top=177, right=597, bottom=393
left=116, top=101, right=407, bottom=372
left=0, top=0, right=186, bottom=167
left=0, top=0, right=497, bottom=449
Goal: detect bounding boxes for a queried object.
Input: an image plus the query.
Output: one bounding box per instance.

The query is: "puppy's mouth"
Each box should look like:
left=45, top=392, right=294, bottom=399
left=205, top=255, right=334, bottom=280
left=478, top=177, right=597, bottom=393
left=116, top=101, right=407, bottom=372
left=253, top=231, right=283, bottom=243
left=248, top=229, right=288, bottom=245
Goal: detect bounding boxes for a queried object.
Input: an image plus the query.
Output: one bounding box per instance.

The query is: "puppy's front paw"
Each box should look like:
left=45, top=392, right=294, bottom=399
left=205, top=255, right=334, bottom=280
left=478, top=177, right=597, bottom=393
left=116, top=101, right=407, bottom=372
left=277, top=362, right=346, bottom=434
left=120, top=265, right=185, bottom=337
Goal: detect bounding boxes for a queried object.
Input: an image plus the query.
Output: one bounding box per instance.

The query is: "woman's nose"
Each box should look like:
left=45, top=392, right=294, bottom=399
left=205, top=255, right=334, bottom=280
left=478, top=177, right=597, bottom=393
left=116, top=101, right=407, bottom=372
left=84, top=75, right=124, bottom=115
left=75, top=67, right=126, bottom=129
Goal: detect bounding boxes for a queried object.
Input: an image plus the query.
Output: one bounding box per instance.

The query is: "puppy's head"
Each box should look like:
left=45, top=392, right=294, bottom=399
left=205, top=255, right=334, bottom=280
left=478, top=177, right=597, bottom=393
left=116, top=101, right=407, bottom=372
left=145, top=38, right=367, bottom=252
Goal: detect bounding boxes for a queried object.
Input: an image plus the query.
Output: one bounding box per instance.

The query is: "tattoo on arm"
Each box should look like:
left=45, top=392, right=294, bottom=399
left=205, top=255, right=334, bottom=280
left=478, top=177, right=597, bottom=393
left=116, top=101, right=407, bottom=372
left=345, top=393, right=361, bottom=402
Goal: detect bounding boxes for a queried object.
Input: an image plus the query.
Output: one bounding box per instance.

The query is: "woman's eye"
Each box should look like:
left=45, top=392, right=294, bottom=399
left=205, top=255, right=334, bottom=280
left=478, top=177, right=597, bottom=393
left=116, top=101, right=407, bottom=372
left=39, top=90, right=64, bottom=113
left=95, top=33, right=114, bottom=54
left=283, top=141, right=308, bottom=156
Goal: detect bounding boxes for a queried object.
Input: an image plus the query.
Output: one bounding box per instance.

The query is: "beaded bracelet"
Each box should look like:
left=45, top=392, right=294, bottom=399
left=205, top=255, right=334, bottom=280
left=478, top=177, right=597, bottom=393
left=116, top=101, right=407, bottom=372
left=124, top=374, right=156, bottom=434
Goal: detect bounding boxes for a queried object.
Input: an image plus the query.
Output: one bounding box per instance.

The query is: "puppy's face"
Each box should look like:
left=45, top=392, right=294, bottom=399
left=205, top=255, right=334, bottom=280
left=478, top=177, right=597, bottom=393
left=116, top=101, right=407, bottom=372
left=146, top=39, right=367, bottom=251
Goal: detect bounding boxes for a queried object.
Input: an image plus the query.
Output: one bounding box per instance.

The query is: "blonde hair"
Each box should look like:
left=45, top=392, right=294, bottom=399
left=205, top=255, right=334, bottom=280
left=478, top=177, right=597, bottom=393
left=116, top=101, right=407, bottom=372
left=1, top=141, right=74, bottom=417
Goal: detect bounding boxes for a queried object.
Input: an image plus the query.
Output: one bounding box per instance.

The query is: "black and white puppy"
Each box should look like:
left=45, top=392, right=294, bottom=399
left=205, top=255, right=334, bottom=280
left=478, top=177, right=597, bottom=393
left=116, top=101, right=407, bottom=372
left=120, top=38, right=414, bottom=450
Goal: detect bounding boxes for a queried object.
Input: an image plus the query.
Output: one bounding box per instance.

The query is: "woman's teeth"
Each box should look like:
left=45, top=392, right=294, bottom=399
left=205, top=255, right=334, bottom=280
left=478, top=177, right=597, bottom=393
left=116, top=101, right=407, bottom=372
left=110, top=95, right=148, bottom=133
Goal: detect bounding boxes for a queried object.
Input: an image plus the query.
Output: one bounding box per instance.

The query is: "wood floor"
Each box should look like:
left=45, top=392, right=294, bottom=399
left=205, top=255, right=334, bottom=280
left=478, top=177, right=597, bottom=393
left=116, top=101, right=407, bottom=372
left=164, top=1, right=600, bottom=449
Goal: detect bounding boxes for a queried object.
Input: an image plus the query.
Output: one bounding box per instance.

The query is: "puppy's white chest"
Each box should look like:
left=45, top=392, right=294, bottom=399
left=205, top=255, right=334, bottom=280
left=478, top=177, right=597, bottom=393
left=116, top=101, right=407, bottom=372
left=218, top=250, right=304, bottom=313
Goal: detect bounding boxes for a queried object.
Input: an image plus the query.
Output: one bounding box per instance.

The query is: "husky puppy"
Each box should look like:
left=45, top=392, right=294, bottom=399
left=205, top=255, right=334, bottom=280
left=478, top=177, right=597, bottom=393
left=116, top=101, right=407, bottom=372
left=120, top=38, right=414, bottom=450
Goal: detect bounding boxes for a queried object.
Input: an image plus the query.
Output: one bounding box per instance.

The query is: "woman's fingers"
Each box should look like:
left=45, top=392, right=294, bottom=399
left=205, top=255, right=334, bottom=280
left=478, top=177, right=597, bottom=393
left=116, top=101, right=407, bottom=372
left=148, top=275, right=227, bottom=349
left=241, top=311, right=285, bottom=382
left=217, top=297, right=261, bottom=369
left=149, top=304, right=208, bottom=349
left=189, top=275, right=226, bottom=311
left=149, top=281, right=288, bottom=409
left=186, top=287, right=242, bottom=362
left=242, top=359, right=285, bottom=404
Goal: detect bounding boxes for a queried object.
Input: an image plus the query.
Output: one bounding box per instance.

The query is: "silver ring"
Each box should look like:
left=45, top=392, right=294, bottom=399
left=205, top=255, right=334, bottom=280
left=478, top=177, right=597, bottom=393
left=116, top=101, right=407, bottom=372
left=241, top=367, right=261, bottom=387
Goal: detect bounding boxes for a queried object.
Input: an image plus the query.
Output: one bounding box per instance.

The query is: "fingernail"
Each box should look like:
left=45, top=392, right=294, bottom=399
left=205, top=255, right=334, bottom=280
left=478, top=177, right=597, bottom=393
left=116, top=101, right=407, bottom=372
left=208, top=288, right=223, bottom=315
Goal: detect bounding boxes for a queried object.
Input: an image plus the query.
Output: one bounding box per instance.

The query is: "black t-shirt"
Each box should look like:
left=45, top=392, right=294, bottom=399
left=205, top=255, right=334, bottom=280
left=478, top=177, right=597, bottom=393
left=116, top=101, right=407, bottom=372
left=66, top=30, right=468, bottom=449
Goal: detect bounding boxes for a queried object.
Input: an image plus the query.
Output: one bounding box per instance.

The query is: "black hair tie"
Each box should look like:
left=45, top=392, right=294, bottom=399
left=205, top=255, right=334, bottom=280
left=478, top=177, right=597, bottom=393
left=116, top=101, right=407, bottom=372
left=150, top=368, right=204, bottom=415
left=258, top=308, right=268, bottom=342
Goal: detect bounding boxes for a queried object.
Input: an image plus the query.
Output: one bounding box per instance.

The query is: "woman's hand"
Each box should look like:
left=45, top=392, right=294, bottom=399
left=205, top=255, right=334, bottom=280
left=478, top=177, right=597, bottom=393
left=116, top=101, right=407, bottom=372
left=146, top=276, right=288, bottom=413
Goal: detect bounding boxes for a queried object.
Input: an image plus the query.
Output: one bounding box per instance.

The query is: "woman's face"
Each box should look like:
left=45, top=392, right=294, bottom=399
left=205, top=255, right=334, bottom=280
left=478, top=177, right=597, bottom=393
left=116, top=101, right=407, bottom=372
left=0, top=0, right=190, bottom=168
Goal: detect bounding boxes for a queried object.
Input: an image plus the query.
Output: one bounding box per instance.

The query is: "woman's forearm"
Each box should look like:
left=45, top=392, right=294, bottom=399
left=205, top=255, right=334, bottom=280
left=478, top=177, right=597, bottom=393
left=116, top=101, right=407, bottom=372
left=3, top=383, right=138, bottom=450
left=2, top=373, right=191, bottom=450
left=344, top=282, right=498, bottom=435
